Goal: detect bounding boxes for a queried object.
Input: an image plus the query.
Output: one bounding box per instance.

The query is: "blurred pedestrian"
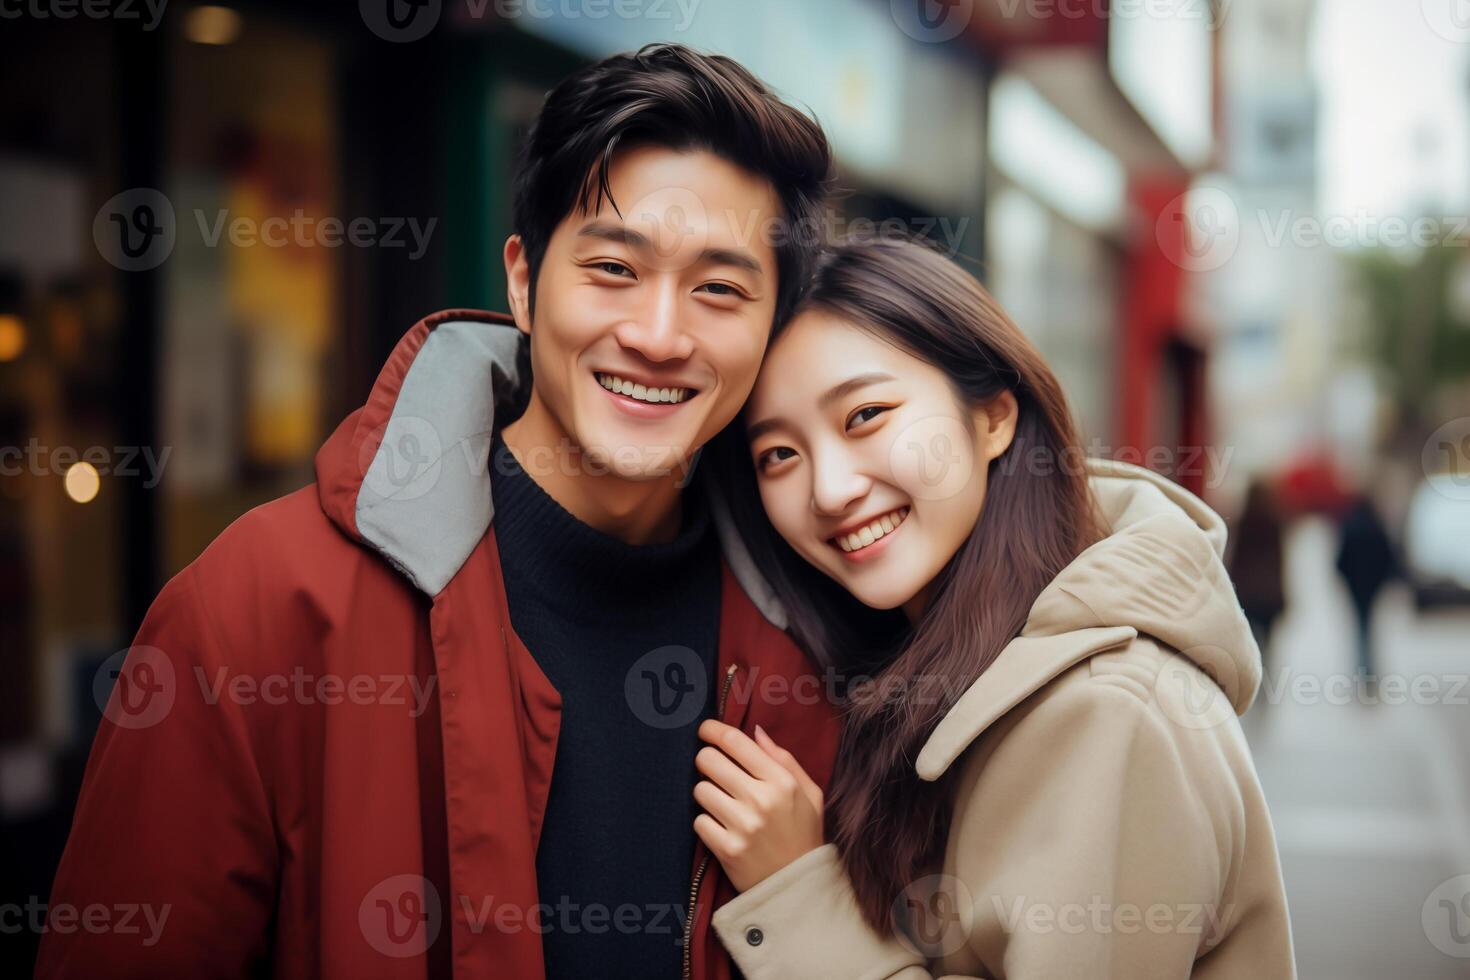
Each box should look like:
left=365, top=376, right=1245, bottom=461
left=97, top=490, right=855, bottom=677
left=1334, top=493, right=1399, bottom=682
left=1228, top=480, right=1287, bottom=674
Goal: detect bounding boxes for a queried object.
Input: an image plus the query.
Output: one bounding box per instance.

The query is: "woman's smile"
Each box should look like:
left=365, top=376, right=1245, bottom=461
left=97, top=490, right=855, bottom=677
left=827, top=505, right=911, bottom=562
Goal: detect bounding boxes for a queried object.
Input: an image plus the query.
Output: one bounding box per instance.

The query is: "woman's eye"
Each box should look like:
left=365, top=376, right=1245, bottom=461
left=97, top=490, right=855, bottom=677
left=846, top=405, right=890, bottom=430
left=757, top=446, right=796, bottom=470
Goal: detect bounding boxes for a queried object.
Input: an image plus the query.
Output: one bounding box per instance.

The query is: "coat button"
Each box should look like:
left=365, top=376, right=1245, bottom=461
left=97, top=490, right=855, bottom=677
left=745, top=927, right=764, bottom=947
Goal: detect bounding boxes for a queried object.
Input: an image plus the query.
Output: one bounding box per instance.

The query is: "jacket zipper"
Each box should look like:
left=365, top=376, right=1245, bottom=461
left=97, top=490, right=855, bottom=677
left=682, top=663, right=740, bottom=980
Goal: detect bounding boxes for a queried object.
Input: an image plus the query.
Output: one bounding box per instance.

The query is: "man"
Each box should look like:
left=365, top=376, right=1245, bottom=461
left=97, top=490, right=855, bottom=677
left=38, top=45, right=838, bottom=979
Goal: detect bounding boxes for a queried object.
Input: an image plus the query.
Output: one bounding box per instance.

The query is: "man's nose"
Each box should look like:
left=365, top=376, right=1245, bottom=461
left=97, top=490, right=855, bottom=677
left=612, top=281, right=695, bottom=363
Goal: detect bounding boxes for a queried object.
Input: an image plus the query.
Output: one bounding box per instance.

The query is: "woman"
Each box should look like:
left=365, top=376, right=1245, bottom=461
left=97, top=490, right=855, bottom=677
left=693, top=238, right=1295, bottom=978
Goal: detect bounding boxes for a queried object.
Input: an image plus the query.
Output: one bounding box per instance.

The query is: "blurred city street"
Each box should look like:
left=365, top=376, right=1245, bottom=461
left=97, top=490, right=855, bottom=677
left=4, top=0, right=1470, bottom=975
left=1248, top=518, right=1470, bottom=978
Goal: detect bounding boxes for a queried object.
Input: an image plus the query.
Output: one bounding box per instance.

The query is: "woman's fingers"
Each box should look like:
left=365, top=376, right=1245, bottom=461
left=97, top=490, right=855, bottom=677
left=695, top=745, right=760, bottom=800
left=693, top=812, right=741, bottom=859
left=693, top=779, right=754, bottom=834
left=697, top=719, right=786, bottom=783
left=754, top=724, right=824, bottom=813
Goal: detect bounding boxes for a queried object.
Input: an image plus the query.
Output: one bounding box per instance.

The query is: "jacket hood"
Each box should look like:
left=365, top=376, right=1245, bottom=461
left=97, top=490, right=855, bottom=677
left=916, top=458, right=1262, bottom=780
left=314, top=309, right=789, bottom=629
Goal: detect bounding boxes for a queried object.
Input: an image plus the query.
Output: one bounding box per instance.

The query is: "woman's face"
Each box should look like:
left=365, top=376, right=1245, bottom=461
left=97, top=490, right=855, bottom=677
left=745, top=309, right=1017, bottom=618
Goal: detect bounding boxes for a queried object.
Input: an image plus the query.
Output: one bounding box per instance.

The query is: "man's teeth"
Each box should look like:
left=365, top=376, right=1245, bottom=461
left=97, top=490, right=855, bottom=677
left=834, top=507, right=910, bottom=553
left=597, top=372, right=693, bottom=404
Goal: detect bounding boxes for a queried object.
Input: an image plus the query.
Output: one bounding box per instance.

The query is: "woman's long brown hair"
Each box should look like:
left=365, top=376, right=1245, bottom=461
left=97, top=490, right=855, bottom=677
left=706, top=236, right=1107, bottom=933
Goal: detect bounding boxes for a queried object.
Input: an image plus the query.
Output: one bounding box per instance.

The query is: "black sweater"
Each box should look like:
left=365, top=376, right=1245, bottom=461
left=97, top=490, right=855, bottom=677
left=489, top=436, right=722, bottom=979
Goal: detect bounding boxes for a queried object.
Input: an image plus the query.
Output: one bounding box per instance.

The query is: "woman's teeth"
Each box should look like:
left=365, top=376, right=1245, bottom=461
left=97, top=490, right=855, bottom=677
left=834, top=507, right=910, bottom=553
left=597, top=372, right=693, bottom=404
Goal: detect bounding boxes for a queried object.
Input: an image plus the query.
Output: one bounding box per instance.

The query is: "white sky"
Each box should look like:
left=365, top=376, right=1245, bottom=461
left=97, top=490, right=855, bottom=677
left=1313, top=0, right=1470, bottom=218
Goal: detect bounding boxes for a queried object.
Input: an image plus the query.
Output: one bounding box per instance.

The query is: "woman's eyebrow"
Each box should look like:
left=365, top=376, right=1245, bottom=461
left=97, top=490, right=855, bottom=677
left=817, top=372, right=896, bottom=409
left=746, top=372, right=898, bottom=442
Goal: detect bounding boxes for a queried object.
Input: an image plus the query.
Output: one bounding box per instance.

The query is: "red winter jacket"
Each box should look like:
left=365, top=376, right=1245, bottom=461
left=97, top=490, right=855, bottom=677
left=36, top=310, right=841, bottom=979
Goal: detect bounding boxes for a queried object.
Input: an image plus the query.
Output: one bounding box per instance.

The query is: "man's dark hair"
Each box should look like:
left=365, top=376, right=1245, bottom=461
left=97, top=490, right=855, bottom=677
left=511, top=43, right=833, bottom=327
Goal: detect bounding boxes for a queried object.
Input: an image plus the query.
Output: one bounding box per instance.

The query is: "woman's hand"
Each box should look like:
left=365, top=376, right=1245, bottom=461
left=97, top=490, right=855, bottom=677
left=693, top=720, right=825, bottom=892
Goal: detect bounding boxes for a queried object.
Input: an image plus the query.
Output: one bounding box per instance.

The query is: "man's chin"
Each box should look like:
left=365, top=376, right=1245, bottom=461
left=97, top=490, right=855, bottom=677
left=579, top=438, right=693, bottom=484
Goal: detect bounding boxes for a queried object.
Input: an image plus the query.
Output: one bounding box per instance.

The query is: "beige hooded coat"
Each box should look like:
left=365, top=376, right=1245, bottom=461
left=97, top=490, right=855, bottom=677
left=711, top=459, right=1296, bottom=979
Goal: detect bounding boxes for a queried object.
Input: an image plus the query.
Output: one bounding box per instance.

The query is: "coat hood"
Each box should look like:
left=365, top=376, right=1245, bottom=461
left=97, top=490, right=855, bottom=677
left=313, top=309, right=789, bottom=627
left=916, top=458, right=1262, bottom=780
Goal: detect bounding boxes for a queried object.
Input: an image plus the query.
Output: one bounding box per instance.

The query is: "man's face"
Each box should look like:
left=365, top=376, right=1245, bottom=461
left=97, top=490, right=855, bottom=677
left=505, top=145, right=782, bottom=480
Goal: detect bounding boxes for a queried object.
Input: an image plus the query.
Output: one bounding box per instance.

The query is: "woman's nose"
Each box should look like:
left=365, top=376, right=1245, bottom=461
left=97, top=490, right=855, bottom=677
left=809, top=450, right=872, bottom=517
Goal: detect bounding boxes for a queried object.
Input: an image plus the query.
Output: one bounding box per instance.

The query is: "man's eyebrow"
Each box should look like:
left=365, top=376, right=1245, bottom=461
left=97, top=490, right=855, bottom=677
left=575, top=221, right=764, bottom=276
left=576, top=221, right=651, bottom=249
left=700, top=246, right=763, bottom=276
left=746, top=372, right=899, bottom=443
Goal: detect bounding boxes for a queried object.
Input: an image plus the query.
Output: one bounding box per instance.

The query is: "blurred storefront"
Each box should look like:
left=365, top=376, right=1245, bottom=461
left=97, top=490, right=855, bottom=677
left=970, top=0, right=1217, bottom=493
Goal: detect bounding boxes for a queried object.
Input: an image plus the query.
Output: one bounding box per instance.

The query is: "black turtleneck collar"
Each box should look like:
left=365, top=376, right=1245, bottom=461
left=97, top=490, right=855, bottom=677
left=488, top=435, right=716, bottom=617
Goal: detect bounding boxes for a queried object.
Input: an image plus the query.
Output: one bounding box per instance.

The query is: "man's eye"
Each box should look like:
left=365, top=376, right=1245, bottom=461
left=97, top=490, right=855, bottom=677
left=594, top=261, right=634, bottom=277
left=846, top=406, right=890, bottom=430
left=697, top=282, right=743, bottom=298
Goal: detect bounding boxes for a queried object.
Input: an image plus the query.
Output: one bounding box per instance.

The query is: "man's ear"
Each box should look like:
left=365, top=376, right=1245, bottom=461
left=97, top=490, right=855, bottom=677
left=503, top=235, right=533, bottom=336
left=974, top=389, right=1020, bottom=463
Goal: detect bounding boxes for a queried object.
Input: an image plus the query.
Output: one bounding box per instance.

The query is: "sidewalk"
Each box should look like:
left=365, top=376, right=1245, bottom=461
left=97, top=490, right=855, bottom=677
left=1243, top=518, right=1470, bottom=979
